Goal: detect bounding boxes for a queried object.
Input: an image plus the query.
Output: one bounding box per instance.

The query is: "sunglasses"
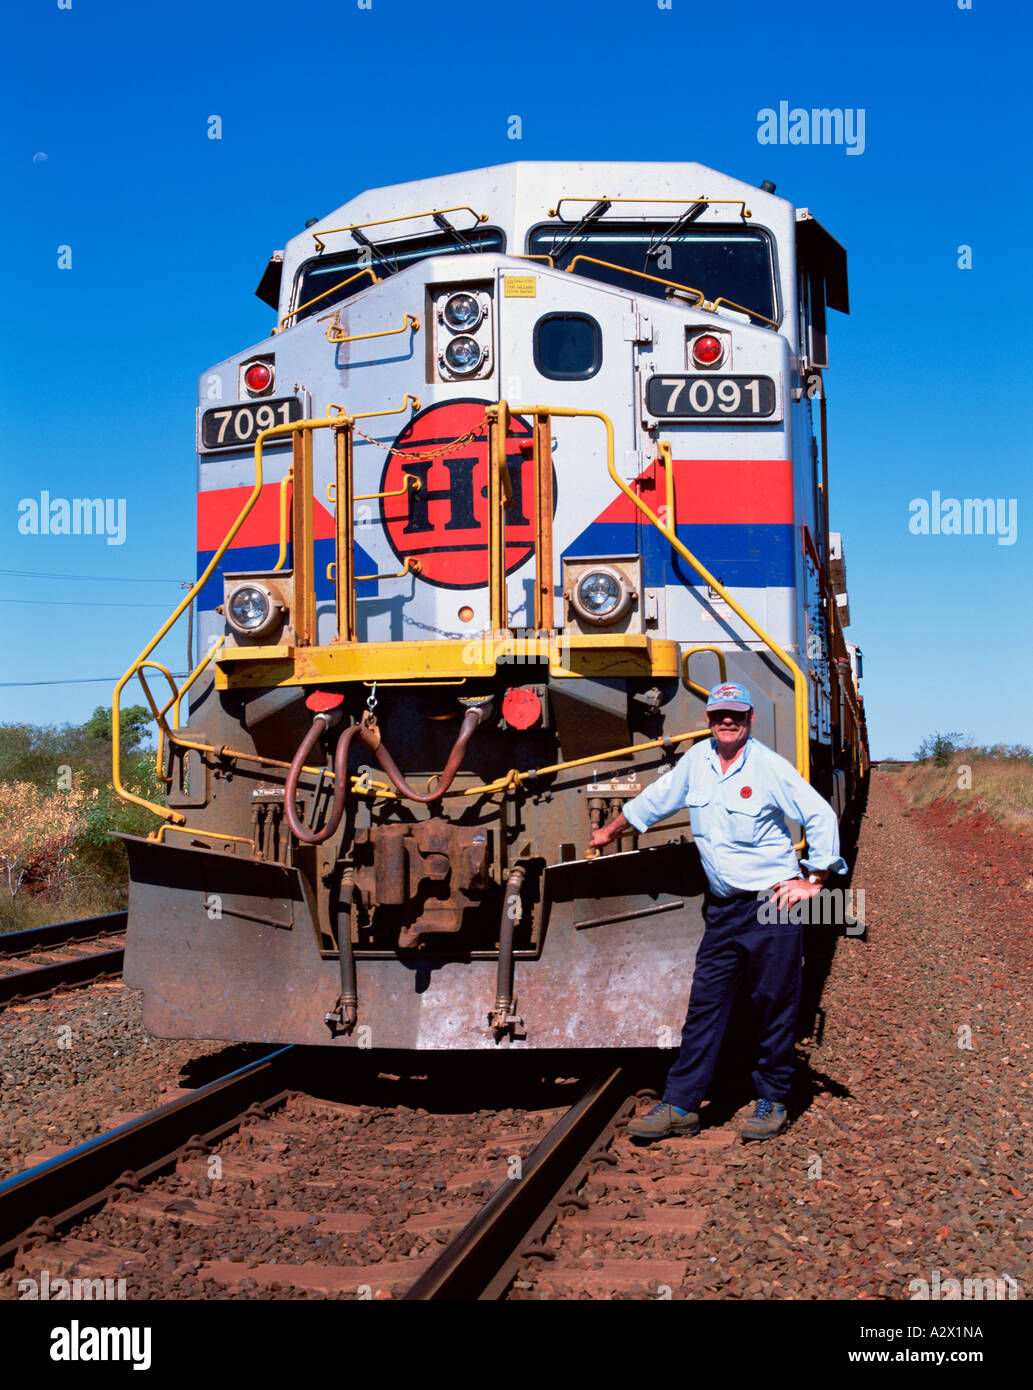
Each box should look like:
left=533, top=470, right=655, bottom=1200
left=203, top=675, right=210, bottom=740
left=707, top=709, right=750, bottom=723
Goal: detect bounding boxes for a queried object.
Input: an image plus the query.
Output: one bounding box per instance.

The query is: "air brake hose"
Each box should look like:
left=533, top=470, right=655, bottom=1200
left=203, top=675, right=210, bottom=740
left=285, top=716, right=361, bottom=845
left=368, top=701, right=494, bottom=803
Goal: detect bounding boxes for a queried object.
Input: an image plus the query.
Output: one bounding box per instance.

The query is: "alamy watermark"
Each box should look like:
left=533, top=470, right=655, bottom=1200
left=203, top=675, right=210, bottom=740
left=462, top=628, right=571, bottom=667
left=756, top=102, right=865, bottom=156
left=908, top=1268, right=1019, bottom=1301
left=18, top=492, right=127, bottom=546
left=19, top=1270, right=127, bottom=1300
left=757, top=886, right=865, bottom=934
left=908, top=493, right=1017, bottom=546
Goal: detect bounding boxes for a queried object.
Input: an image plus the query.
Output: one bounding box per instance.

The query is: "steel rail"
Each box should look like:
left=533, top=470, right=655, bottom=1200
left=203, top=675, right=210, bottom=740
left=404, top=1066, right=634, bottom=1301
left=0, top=911, right=127, bottom=956
left=0, top=948, right=125, bottom=1006
left=0, top=1046, right=294, bottom=1264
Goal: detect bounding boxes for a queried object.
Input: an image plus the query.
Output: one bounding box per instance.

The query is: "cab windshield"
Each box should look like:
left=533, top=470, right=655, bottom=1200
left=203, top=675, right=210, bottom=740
left=292, top=228, right=506, bottom=324
left=527, top=224, right=777, bottom=324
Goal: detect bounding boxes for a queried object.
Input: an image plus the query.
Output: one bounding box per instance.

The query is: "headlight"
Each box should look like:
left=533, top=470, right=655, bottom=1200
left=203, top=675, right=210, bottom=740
left=443, top=335, right=484, bottom=375
left=225, top=583, right=281, bottom=640
left=570, top=566, right=634, bottom=626
left=443, top=292, right=483, bottom=332
left=579, top=571, right=621, bottom=616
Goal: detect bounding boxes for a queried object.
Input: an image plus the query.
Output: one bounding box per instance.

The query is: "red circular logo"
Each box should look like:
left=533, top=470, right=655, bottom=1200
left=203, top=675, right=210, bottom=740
left=740, top=786, right=753, bottom=798
left=379, top=399, right=546, bottom=590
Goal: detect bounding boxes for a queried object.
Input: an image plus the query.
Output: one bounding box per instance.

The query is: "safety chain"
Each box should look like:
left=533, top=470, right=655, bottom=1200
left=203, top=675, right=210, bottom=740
left=351, top=410, right=493, bottom=462
left=401, top=605, right=537, bottom=641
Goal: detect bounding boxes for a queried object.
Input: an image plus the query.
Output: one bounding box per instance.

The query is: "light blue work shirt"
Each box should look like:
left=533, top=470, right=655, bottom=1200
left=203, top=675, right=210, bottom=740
left=622, top=737, right=847, bottom=898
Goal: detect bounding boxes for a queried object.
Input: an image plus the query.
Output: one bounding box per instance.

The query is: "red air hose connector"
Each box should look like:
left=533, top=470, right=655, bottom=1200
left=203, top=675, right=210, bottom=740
left=285, top=694, right=357, bottom=844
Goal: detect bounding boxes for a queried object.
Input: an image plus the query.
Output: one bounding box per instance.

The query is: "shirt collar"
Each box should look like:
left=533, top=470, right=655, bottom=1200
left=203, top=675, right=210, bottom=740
left=707, top=735, right=753, bottom=779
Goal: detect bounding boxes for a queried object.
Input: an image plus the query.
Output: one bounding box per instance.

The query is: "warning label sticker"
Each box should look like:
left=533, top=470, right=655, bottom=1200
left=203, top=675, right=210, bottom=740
left=503, top=276, right=537, bottom=298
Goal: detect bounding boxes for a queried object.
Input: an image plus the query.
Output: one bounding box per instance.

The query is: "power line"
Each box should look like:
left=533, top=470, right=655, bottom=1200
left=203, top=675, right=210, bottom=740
left=0, top=675, right=187, bottom=687
left=0, top=568, right=188, bottom=584
left=5, top=598, right=174, bottom=608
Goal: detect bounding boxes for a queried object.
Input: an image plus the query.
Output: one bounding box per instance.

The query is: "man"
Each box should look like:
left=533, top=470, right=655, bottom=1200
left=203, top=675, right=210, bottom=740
left=589, top=681, right=846, bottom=1142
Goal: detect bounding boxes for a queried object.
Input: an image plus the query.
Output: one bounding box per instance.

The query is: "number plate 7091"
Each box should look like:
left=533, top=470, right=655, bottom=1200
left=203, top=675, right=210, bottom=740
left=645, top=375, right=776, bottom=419
left=199, top=397, right=302, bottom=451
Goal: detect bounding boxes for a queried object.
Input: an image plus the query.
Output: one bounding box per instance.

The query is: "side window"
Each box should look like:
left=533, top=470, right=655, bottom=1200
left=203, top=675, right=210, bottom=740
left=533, top=313, right=602, bottom=380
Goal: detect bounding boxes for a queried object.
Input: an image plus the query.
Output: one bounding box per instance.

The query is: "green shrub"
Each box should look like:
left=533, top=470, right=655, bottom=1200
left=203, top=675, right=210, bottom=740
left=915, top=731, right=968, bottom=767
left=0, top=706, right=160, bottom=926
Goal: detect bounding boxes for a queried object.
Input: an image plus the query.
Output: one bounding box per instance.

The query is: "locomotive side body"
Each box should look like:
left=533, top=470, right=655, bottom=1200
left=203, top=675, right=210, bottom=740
left=116, top=161, right=868, bottom=1049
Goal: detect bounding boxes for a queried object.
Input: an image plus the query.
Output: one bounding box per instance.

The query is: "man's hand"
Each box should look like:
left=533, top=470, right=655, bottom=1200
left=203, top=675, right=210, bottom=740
left=770, top=877, right=823, bottom=910
left=590, top=812, right=629, bottom=851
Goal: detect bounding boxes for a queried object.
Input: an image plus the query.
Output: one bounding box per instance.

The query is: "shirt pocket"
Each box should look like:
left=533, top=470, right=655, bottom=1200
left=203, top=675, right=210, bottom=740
left=727, top=801, right=764, bottom=845
left=687, top=793, right=710, bottom=839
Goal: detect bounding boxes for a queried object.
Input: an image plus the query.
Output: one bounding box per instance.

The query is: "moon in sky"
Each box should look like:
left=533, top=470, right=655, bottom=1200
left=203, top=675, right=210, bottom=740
left=33, top=152, right=49, bottom=163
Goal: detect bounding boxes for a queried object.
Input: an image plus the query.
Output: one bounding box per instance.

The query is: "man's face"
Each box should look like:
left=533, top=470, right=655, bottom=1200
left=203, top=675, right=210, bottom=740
left=707, top=706, right=754, bottom=757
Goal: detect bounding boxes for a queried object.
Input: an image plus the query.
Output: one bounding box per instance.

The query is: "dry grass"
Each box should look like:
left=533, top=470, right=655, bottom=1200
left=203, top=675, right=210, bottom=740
left=0, top=881, right=125, bottom=937
left=898, top=754, right=1033, bottom=837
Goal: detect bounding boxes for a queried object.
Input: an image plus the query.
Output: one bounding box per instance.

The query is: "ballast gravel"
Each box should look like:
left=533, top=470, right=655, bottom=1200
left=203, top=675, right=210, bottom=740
left=0, top=984, right=234, bottom=1173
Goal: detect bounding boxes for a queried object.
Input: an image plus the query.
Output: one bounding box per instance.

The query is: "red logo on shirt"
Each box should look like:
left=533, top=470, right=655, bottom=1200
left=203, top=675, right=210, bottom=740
left=740, top=786, right=753, bottom=798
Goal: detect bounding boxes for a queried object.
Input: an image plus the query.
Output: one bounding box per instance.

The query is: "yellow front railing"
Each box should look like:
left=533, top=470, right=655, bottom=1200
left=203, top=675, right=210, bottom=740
left=112, top=402, right=418, bottom=828
left=504, top=403, right=811, bottom=780
left=114, top=395, right=811, bottom=834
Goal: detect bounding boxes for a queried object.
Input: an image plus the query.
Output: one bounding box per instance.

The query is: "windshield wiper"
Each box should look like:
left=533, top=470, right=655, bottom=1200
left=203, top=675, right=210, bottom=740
left=350, top=227, right=400, bottom=276
left=546, top=199, right=612, bottom=265
left=645, top=201, right=708, bottom=263
left=431, top=212, right=477, bottom=251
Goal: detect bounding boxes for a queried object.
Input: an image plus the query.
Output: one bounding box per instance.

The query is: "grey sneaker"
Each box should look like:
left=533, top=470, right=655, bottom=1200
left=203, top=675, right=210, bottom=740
left=628, top=1103, right=700, bottom=1139
left=741, top=1098, right=788, bottom=1141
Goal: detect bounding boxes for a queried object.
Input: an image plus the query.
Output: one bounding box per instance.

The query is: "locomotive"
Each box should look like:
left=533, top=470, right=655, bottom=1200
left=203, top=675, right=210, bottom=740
left=113, top=160, right=868, bottom=1049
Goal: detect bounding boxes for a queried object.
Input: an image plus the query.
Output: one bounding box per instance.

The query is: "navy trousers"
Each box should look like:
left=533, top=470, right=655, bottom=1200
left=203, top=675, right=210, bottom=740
left=662, top=893, right=803, bottom=1110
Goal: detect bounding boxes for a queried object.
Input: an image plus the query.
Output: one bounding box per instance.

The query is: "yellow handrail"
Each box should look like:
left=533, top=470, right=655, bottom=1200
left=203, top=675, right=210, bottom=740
left=548, top=196, right=753, bottom=220
left=353, top=473, right=421, bottom=504
left=462, top=727, right=712, bottom=798
left=113, top=413, right=350, bottom=824
left=310, top=205, right=489, bottom=251
left=681, top=646, right=728, bottom=699
left=352, top=556, right=422, bottom=583
left=710, top=295, right=775, bottom=325
left=563, top=255, right=777, bottom=328
left=153, top=636, right=227, bottom=784
left=274, top=465, right=293, bottom=571
left=277, top=268, right=380, bottom=332
left=507, top=403, right=810, bottom=779
left=565, top=255, right=705, bottom=305
left=326, top=312, right=419, bottom=346
left=328, top=395, right=422, bottom=422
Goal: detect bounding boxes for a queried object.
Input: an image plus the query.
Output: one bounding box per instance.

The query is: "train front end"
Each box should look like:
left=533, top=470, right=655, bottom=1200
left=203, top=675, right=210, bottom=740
left=115, top=161, right=864, bottom=1048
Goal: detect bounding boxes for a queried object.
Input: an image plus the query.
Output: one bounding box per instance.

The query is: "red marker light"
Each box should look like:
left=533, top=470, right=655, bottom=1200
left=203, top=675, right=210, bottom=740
left=244, top=361, right=273, bottom=394
left=691, top=335, right=723, bottom=367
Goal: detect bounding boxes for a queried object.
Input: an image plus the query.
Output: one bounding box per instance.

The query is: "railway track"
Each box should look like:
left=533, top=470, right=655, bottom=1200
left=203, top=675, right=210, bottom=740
left=0, top=1050, right=688, bottom=1300
left=0, top=912, right=126, bottom=1007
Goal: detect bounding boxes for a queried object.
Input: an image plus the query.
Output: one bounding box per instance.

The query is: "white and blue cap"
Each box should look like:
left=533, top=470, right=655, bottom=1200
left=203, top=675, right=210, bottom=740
left=706, top=681, right=753, bottom=712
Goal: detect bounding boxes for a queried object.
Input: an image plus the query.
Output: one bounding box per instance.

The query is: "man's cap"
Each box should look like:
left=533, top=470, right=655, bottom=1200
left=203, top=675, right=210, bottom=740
left=706, top=681, right=753, bottom=712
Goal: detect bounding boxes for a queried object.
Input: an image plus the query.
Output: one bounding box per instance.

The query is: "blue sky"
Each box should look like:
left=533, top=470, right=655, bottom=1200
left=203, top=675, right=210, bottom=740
left=1, top=0, right=1029, bottom=759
